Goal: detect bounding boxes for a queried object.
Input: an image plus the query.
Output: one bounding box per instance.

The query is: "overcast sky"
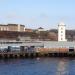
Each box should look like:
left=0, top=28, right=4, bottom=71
left=0, top=0, right=75, bottom=29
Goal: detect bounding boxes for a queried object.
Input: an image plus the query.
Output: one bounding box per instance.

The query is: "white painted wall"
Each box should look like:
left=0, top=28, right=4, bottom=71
left=58, top=22, right=66, bottom=41
left=18, top=24, right=20, bottom=31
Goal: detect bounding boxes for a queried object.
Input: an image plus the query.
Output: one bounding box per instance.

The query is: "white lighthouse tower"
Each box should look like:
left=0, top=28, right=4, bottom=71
left=58, top=22, right=66, bottom=41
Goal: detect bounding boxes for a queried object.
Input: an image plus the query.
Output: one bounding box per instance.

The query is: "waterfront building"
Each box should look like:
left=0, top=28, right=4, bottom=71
left=25, top=28, right=33, bottom=32
left=58, top=22, right=67, bottom=41
left=0, top=24, right=25, bottom=32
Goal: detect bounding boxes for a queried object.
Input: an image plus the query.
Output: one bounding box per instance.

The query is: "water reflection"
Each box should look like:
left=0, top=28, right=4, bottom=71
left=0, top=58, right=74, bottom=75
left=56, top=58, right=69, bottom=75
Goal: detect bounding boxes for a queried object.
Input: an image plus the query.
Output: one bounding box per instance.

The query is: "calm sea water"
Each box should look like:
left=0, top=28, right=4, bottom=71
left=0, top=57, right=75, bottom=75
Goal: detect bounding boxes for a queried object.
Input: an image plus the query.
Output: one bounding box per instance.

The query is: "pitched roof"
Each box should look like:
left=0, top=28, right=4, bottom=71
left=38, top=27, right=44, bottom=29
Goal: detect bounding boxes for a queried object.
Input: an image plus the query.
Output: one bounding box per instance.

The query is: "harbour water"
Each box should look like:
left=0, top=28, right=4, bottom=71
left=0, top=57, right=75, bottom=75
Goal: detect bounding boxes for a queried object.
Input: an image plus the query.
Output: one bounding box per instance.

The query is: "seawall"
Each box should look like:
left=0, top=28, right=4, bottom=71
left=0, top=48, right=75, bottom=59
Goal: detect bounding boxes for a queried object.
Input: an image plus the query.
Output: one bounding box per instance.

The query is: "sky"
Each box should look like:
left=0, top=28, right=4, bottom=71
left=0, top=0, right=75, bottom=29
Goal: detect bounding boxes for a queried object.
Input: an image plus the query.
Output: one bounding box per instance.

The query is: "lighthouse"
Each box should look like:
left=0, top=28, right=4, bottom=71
left=58, top=22, right=66, bottom=41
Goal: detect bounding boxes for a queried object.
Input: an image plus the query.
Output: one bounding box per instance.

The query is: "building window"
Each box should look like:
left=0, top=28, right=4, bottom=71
left=4, top=27, right=6, bottom=31
left=61, top=38, right=63, bottom=40
left=1, top=28, right=3, bottom=31
left=6, top=27, right=8, bottom=31
left=61, top=31, right=63, bottom=33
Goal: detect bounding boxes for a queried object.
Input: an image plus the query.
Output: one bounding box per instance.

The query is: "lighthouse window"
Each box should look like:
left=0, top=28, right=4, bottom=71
left=61, top=31, right=63, bottom=33
left=61, top=38, right=63, bottom=40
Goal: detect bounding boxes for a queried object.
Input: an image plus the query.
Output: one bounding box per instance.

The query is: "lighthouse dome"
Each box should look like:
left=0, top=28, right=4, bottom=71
left=59, top=22, right=65, bottom=26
